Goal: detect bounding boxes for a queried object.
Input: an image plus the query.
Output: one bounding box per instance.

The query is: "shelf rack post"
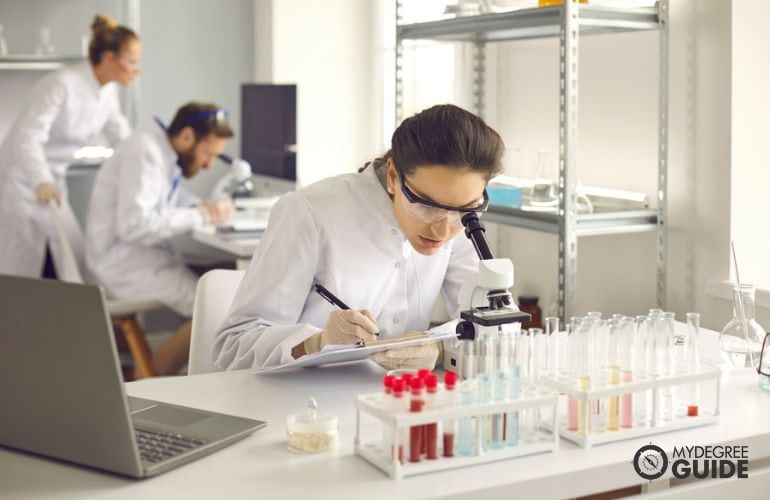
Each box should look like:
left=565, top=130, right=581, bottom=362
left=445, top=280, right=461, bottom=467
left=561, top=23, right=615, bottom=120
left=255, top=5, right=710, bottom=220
left=657, top=0, right=669, bottom=310
left=558, top=0, right=580, bottom=323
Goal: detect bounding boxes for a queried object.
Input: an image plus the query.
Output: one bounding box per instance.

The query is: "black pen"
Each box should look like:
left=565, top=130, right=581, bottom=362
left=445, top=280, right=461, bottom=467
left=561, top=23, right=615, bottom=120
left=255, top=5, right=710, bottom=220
left=313, top=283, right=379, bottom=336
left=314, top=284, right=351, bottom=310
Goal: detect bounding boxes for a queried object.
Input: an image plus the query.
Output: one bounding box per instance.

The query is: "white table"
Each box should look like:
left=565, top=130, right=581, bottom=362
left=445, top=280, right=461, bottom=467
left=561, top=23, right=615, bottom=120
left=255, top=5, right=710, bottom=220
left=192, top=226, right=259, bottom=269
left=2, top=332, right=770, bottom=499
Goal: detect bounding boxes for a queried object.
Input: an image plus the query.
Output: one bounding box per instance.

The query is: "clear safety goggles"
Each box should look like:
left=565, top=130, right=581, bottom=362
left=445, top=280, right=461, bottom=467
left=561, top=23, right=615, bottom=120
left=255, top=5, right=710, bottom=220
left=397, top=169, right=489, bottom=228
left=181, top=108, right=230, bottom=127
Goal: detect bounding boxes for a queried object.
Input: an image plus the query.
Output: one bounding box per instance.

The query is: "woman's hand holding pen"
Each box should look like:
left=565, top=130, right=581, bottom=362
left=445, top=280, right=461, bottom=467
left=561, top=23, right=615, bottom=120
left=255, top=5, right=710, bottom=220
left=303, top=309, right=380, bottom=355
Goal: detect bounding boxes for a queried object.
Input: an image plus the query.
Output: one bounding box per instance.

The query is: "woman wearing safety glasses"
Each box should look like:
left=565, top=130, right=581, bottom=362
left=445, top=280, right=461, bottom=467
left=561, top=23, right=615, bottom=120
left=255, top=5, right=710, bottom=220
left=0, top=15, right=140, bottom=278
left=213, top=104, right=504, bottom=371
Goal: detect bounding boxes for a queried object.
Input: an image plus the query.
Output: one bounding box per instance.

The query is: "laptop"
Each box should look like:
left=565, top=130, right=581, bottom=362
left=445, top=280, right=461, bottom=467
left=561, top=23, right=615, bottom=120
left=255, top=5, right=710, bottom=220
left=0, top=275, right=266, bottom=478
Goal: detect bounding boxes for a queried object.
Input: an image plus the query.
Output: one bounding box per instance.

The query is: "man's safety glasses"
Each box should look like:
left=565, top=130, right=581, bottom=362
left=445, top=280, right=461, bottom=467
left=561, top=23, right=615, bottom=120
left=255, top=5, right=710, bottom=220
left=181, top=109, right=230, bottom=127
left=397, top=169, right=488, bottom=228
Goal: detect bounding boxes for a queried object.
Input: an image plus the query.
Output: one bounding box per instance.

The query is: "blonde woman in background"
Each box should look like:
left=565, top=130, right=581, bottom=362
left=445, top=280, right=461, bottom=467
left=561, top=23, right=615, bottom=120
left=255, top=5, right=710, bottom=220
left=0, top=14, right=140, bottom=278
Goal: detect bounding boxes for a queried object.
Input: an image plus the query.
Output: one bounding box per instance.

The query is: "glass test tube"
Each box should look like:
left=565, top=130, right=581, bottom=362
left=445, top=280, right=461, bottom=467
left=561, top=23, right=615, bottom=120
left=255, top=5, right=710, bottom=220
left=607, top=319, right=621, bottom=431
left=545, top=317, right=560, bottom=375
left=685, top=312, right=701, bottom=417
left=634, top=315, right=652, bottom=427
left=457, top=380, right=476, bottom=456
left=506, top=364, right=520, bottom=447
left=567, top=317, right=584, bottom=432
left=478, top=335, right=495, bottom=451
left=442, top=371, right=458, bottom=457
left=660, top=312, right=676, bottom=422
left=491, top=328, right=509, bottom=449
left=391, top=379, right=407, bottom=463
left=424, top=374, right=439, bottom=459
left=409, top=379, right=425, bottom=463
left=619, top=317, right=634, bottom=429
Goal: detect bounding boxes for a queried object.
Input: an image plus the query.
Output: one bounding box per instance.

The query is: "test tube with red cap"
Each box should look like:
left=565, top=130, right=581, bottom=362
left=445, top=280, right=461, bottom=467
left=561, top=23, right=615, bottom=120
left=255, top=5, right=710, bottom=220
left=424, top=374, right=439, bottom=459
left=409, top=378, right=425, bottom=463
left=443, top=371, right=458, bottom=457
left=391, top=379, right=406, bottom=463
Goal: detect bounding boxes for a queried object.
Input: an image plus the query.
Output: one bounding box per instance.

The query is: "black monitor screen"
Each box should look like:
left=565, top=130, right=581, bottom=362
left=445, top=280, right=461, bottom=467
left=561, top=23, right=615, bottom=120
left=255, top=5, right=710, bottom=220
left=241, top=84, right=296, bottom=181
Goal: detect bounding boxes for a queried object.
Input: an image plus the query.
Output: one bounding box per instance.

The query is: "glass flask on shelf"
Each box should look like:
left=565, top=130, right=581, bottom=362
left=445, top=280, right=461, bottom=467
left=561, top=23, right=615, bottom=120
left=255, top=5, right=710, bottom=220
left=719, top=284, right=765, bottom=368
left=0, top=25, right=9, bottom=56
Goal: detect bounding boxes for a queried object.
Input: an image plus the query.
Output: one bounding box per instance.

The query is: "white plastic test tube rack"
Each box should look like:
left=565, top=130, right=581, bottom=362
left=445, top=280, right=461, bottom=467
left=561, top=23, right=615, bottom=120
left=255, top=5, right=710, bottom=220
left=354, top=388, right=559, bottom=479
left=540, top=366, right=721, bottom=448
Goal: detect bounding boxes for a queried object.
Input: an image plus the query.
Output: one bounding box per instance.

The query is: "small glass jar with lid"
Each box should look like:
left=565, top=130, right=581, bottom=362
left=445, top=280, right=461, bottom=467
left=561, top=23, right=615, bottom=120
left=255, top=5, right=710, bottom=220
left=286, top=398, right=338, bottom=453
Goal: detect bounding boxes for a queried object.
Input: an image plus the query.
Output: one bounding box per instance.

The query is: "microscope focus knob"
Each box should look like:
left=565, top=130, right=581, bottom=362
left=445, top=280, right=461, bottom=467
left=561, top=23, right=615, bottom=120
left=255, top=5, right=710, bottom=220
left=456, top=320, right=476, bottom=341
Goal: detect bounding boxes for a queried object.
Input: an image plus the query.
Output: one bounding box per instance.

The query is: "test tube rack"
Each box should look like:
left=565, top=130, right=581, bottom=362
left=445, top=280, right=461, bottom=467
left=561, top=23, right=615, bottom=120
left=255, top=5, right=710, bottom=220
left=354, top=388, right=559, bottom=479
left=540, top=366, right=721, bottom=448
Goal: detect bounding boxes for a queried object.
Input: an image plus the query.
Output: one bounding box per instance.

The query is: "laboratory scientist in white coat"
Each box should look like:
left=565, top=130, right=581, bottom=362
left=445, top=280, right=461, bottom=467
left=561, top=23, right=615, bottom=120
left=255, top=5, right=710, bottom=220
left=86, top=102, right=235, bottom=376
left=213, top=104, right=505, bottom=371
left=0, top=15, right=140, bottom=278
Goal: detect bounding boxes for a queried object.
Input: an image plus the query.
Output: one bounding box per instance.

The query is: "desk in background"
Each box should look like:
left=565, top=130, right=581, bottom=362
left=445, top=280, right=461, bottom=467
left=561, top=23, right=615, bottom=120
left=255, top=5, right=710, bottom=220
left=2, top=330, right=770, bottom=499
left=192, top=225, right=259, bottom=269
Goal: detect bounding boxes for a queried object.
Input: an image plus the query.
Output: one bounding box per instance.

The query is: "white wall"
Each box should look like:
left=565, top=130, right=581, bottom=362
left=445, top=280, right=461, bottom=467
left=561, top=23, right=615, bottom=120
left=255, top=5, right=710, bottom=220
left=254, top=0, right=377, bottom=186
left=139, top=0, right=254, bottom=199
left=730, top=0, right=770, bottom=290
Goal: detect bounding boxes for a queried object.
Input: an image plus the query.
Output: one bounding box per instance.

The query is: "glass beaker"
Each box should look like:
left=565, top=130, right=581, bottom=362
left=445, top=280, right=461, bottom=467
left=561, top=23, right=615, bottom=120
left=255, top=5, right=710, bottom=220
left=719, top=284, right=765, bottom=368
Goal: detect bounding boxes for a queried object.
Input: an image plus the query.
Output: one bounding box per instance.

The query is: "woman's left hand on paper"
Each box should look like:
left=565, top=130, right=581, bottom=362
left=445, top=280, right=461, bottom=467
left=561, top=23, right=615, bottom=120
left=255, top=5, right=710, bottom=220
left=369, top=341, right=441, bottom=371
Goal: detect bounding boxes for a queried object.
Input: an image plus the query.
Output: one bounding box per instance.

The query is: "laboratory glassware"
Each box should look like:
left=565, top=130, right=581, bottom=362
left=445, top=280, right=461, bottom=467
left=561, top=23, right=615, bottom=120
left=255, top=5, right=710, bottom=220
left=408, top=379, right=425, bottom=463
left=442, top=371, right=458, bottom=457
left=545, top=316, right=560, bottom=374
left=424, top=374, right=439, bottom=459
left=35, top=27, right=54, bottom=55
left=286, top=398, right=338, bottom=453
left=0, top=25, right=9, bottom=56
left=457, top=380, right=476, bottom=456
left=758, top=334, right=770, bottom=392
left=684, top=312, right=701, bottom=415
left=719, top=284, right=765, bottom=368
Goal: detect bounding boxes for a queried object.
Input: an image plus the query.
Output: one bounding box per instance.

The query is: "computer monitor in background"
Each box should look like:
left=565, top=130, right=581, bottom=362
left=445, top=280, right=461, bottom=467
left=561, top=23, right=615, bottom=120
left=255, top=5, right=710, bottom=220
left=241, top=84, right=297, bottom=196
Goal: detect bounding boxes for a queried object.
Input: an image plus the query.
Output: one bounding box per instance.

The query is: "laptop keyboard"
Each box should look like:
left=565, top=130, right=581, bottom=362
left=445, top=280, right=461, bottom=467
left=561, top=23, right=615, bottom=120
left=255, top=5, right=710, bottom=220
left=135, top=428, right=209, bottom=463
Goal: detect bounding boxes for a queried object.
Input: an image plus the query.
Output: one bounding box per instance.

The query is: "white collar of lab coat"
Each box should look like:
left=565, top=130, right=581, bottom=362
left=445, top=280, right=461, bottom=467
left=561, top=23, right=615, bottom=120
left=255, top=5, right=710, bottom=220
left=359, top=161, right=399, bottom=228
left=149, top=118, right=183, bottom=182
left=77, top=61, right=110, bottom=96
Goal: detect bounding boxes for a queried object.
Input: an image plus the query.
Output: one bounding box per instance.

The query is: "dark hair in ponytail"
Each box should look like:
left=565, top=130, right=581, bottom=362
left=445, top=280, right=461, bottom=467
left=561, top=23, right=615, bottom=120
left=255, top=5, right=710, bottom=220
left=362, top=104, right=505, bottom=179
left=88, top=14, right=139, bottom=65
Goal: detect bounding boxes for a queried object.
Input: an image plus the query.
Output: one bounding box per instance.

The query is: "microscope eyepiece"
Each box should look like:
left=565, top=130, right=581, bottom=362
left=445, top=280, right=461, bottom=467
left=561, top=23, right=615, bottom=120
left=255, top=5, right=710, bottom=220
left=462, top=212, right=494, bottom=260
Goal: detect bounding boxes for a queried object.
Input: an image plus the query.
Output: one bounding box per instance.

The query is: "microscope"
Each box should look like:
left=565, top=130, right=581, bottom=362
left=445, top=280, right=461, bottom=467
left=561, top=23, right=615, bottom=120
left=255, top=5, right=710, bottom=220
left=444, top=212, right=531, bottom=379
left=217, top=154, right=255, bottom=198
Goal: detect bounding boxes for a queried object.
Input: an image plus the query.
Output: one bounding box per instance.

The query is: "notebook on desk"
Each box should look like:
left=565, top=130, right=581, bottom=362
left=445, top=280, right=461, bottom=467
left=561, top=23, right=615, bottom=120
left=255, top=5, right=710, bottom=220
left=0, top=275, right=266, bottom=478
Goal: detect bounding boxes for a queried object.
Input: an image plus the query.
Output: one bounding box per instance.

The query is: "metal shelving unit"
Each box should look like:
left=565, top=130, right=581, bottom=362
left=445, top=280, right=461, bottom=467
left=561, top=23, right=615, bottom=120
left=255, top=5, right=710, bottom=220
left=395, top=0, right=668, bottom=322
left=0, top=55, right=84, bottom=70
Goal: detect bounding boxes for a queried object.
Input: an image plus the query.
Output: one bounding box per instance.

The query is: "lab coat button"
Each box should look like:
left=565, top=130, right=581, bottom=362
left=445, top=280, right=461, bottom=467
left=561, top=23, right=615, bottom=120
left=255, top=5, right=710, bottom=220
left=393, top=318, right=400, bottom=324
left=395, top=262, right=401, bottom=268
left=391, top=228, right=397, bottom=235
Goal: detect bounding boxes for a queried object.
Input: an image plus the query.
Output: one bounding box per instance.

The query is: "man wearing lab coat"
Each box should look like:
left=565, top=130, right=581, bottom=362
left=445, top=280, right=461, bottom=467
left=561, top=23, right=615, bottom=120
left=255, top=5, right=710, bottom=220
left=86, top=102, right=235, bottom=376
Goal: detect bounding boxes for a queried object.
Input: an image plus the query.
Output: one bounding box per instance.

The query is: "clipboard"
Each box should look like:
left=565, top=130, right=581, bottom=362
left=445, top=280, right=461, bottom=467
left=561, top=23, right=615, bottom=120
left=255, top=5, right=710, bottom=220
left=251, top=319, right=458, bottom=374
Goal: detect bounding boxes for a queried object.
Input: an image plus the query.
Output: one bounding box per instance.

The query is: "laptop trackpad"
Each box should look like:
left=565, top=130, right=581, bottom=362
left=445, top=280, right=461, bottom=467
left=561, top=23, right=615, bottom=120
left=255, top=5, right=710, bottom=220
left=133, top=405, right=210, bottom=427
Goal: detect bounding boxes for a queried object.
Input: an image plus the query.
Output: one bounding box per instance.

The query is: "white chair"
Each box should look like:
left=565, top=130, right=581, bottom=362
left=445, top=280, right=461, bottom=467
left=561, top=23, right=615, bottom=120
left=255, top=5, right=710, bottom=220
left=189, top=269, right=246, bottom=375
left=49, top=203, right=163, bottom=379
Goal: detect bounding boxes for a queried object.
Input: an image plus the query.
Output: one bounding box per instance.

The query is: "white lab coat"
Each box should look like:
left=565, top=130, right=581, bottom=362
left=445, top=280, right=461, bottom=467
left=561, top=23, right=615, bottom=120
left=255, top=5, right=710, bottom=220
left=0, top=62, right=131, bottom=277
left=212, top=163, right=480, bottom=370
left=85, top=119, right=204, bottom=316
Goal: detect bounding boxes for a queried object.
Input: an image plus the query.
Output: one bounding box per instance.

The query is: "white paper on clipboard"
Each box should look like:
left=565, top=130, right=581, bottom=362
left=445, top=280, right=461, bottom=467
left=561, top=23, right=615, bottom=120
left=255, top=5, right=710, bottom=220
left=251, top=319, right=459, bottom=374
